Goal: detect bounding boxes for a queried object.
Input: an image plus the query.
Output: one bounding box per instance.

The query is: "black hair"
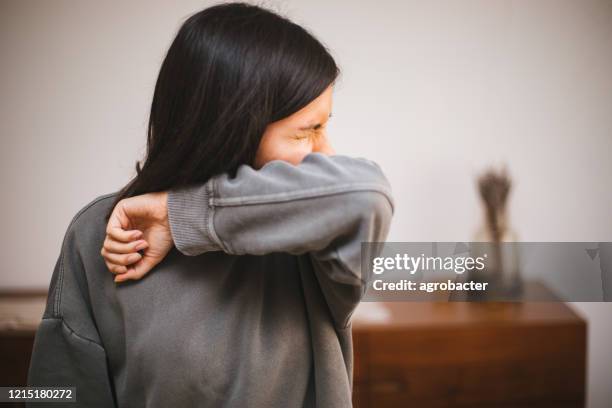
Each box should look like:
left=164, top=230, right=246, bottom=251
left=105, top=1, right=340, bottom=221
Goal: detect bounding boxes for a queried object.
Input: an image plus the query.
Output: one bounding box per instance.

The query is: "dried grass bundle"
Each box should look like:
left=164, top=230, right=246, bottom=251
left=477, top=165, right=512, bottom=243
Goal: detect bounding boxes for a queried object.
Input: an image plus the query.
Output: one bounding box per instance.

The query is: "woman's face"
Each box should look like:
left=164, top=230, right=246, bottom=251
left=254, top=85, right=335, bottom=168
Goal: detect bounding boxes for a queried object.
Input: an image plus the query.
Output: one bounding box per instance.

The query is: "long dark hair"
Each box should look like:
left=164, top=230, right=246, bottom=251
left=105, top=1, right=340, bottom=221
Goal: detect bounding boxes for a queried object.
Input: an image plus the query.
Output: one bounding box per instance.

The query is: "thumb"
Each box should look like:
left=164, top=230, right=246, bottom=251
left=119, top=195, right=153, bottom=221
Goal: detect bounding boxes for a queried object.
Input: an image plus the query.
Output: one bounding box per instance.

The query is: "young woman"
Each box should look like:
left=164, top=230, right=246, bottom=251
left=28, top=3, right=394, bottom=407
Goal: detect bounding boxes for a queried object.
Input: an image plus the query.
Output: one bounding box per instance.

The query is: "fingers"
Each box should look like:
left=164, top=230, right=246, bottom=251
left=101, top=248, right=142, bottom=268
left=100, top=238, right=148, bottom=275
left=103, top=237, right=148, bottom=254
left=113, top=268, right=141, bottom=283
left=107, top=225, right=143, bottom=243
left=104, top=260, right=127, bottom=275
left=114, top=255, right=160, bottom=283
left=102, top=202, right=147, bottom=275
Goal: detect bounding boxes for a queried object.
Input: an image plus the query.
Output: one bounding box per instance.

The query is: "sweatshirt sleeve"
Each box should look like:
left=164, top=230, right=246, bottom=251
left=27, top=222, right=117, bottom=408
left=167, top=152, right=394, bottom=329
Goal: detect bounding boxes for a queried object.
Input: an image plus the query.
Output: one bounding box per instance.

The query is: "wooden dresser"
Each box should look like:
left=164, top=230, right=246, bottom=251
left=351, top=285, right=587, bottom=407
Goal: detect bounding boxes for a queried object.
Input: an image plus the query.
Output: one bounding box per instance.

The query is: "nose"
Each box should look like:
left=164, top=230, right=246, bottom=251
left=313, top=134, right=335, bottom=155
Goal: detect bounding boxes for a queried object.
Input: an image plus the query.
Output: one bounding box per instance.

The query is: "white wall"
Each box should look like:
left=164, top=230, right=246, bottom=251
left=1, top=0, right=610, bottom=406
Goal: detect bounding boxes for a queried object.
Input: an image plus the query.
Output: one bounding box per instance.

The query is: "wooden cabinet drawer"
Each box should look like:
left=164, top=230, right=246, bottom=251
left=352, top=299, right=586, bottom=408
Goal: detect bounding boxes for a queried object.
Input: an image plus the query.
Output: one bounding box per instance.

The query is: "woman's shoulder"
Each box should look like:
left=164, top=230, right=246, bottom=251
left=62, top=191, right=120, bottom=251
left=45, top=191, right=120, bottom=324
left=72, top=191, right=118, bottom=224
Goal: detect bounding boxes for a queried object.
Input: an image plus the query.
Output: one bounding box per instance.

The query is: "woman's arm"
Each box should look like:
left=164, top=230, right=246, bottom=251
left=168, top=152, right=393, bottom=256
left=167, top=152, right=394, bottom=328
left=28, top=222, right=117, bottom=408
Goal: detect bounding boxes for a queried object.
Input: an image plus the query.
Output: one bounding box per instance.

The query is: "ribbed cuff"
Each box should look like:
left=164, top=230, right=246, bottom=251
left=166, top=179, right=221, bottom=256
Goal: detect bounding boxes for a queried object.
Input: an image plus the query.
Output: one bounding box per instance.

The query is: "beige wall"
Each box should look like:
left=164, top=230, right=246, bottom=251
left=1, top=0, right=611, bottom=406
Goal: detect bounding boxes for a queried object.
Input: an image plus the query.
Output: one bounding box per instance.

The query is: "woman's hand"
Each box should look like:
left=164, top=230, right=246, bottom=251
left=101, top=191, right=173, bottom=282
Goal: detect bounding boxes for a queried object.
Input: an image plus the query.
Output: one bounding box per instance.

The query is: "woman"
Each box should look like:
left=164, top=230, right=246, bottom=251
left=27, top=2, right=394, bottom=407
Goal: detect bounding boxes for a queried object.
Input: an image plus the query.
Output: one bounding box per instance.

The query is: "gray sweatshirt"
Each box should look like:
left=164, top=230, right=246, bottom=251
left=27, top=152, right=394, bottom=408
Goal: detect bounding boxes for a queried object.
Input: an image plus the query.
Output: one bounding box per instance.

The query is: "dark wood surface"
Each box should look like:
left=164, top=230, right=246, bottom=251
left=351, top=284, right=587, bottom=407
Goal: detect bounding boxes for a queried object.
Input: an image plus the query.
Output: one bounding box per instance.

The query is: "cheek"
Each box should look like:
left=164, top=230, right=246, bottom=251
left=255, top=136, right=313, bottom=167
left=281, top=143, right=313, bottom=165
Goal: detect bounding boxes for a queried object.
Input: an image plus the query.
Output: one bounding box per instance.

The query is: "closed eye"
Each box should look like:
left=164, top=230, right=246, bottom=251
left=293, top=129, right=318, bottom=140
left=292, top=132, right=311, bottom=140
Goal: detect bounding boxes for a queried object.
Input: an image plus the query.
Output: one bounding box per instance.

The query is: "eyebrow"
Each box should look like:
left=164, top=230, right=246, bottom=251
left=298, top=112, right=333, bottom=131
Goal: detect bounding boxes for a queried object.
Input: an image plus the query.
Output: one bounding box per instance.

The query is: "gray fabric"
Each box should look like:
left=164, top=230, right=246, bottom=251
left=27, top=152, right=394, bottom=408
